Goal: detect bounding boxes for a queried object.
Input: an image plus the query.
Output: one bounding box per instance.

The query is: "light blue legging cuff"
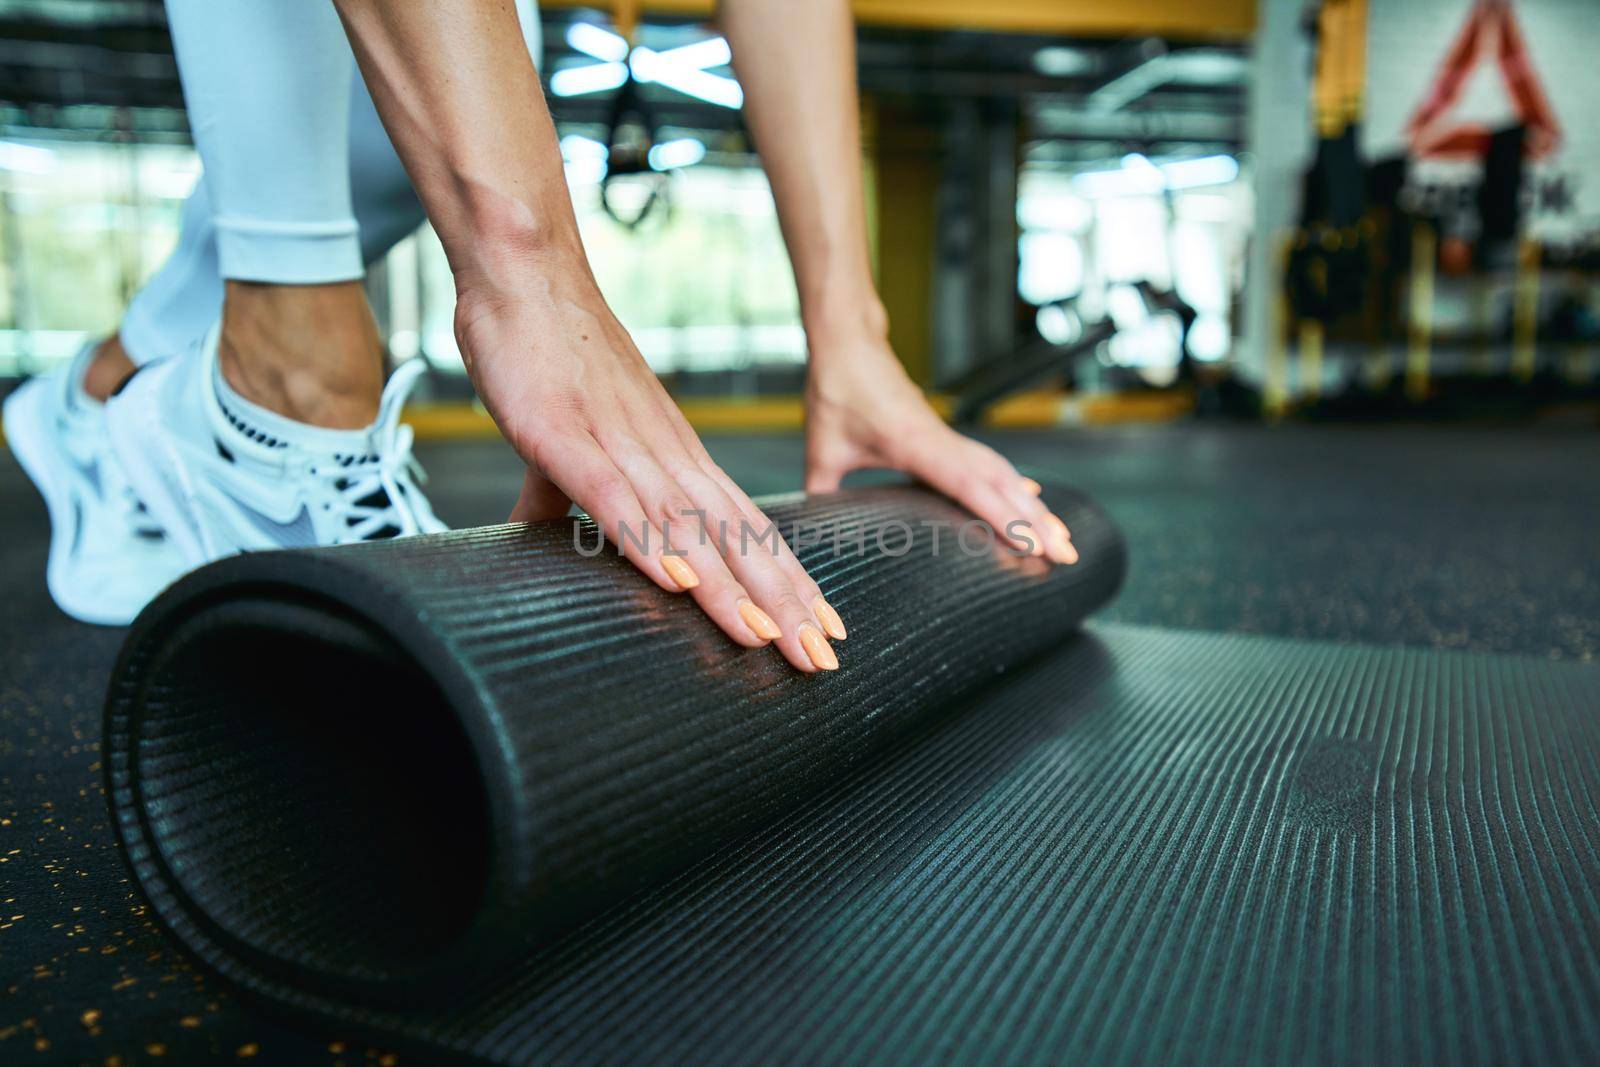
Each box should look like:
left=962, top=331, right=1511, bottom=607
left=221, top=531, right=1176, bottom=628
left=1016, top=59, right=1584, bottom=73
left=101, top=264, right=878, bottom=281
left=212, top=215, right=364, bottom=286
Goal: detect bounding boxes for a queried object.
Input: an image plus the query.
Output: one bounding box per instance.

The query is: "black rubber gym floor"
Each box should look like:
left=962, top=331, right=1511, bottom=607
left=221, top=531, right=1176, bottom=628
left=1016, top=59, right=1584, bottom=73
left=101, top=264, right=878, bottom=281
left=3, top=422, right=1598, bottom=1064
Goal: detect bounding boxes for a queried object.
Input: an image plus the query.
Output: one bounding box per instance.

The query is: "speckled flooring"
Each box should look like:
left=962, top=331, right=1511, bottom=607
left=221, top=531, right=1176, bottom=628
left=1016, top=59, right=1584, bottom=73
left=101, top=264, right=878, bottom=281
left=2, top=422, right=1597, bottom=1065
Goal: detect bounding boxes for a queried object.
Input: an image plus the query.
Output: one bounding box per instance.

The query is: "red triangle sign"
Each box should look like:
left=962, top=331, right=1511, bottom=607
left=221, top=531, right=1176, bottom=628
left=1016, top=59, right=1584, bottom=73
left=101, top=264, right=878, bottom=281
left=1406, top=0, right=1562, bottom=160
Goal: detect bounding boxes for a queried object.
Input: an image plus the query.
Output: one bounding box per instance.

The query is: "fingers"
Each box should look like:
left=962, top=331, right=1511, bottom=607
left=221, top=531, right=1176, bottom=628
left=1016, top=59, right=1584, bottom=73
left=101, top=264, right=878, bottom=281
left=509, top=469, right=572, bottom=523
left=603, top=435, right=839, bottom=671
left=900, top=430, right=1077, bottom=565
left=702, top=462, right=848, bottom=643
left=804, top=464, right=845, bottom=495
left=532, top=419, right=1068, bottom=676
left=534, top=423, right=843, bottom=672
left=994, top=465, right=1075, bottom=563
left=1009, top=472, right=1076, bottom=562
left=529, top=432, right=698, bottom=598
left=672, top=463, right=840, bottom=672
left=666, top=409, right=846, bottom=645
left=607, top=442, right=792, bottom=654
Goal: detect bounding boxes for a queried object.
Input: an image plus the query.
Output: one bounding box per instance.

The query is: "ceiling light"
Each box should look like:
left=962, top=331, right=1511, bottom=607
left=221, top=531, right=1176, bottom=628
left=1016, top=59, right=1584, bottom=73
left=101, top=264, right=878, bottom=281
left=1032, top=46, right=1095, bottom=78
left=630, top=47, right=744, bottom=109
left=559, top=134, right=609, bottom=161
left=0, top=141, right=58, bottom=175
left=1161, top=155, right=1239, bottom=189
left=647, top=137, right=707, bottom=171
left=549, top=62, right=629, bottom=97
left=566, top=22, right=629, bottom=63
left=657, top=36, right=732, bottom=71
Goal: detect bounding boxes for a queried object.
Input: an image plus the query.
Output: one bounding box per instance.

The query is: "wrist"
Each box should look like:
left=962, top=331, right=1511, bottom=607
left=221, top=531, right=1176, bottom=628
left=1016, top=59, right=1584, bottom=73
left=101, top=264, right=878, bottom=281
left=802, top=290, right=890, bottom=356
left=444, top=184, right=589, bottom=294
left=451, top=253, right=618, bottom=377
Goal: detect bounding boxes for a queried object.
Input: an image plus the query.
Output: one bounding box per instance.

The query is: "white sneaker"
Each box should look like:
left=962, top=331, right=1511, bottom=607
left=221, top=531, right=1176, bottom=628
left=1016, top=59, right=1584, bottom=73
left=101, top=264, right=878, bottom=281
left=104, top=327, right=446, bottom=571
left=3, top=343, right=187, bottom=625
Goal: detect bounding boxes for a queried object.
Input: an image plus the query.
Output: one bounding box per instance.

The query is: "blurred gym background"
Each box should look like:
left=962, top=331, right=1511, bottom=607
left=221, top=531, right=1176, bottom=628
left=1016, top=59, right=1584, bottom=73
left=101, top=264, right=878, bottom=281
left=0, top=0, right=1596, bottom=428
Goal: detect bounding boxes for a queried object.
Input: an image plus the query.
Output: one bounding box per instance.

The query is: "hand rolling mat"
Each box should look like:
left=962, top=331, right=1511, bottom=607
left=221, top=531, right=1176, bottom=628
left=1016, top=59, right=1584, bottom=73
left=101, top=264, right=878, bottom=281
left=102, top=484, right=1600, bottom=1065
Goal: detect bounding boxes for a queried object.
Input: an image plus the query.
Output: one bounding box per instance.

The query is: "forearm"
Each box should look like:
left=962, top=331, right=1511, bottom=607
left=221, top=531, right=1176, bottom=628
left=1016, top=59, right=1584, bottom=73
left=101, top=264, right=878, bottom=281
left=720, top=0, right=886, bottom=348
left=331, top=0, right=591, bottom=297
left=334, top=2, right=849, bottom=672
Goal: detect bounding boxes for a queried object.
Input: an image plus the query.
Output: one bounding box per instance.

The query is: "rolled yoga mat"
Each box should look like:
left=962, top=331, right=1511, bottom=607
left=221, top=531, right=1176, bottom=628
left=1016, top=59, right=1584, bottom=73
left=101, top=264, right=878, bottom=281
left=104, top=483, right=1600, bottom=1066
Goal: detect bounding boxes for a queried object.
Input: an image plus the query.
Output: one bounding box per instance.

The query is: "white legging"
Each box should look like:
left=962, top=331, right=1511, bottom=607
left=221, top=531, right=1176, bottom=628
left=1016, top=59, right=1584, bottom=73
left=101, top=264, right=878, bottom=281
left=121, top=0, right=542, bottom=366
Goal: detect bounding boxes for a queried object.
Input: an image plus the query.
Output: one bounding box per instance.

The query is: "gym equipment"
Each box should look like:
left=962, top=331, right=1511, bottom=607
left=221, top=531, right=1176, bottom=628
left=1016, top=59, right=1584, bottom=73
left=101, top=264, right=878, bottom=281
left=103, top=483, right=1600, bottom=1066
left=947, top=320, right=1116, bottom=426
left=599, top=59, right=670, bottom=231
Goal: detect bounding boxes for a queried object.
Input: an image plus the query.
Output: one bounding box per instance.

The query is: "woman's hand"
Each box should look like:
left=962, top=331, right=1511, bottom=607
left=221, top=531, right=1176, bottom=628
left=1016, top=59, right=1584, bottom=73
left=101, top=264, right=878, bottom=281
left=455, top=266, right=846, bottom=673
left=803, top=316, right=1077, bottom=565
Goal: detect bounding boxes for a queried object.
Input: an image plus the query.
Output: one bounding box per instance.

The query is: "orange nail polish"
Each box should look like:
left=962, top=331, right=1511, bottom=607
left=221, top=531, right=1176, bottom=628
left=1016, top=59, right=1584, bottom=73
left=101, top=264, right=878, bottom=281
left=1011, top=519, right=1046, bottom=556
left=662, top=555, right=699, bottom=590
left=1045, top=514, right=1074, bottom=563
left=738, top=599, right=782, bottom=641
left=799, top=623, right=839, bottom=671
left=814, top=596, right=848, bottom=640
left=1021, top=477, right=1043, bottom=496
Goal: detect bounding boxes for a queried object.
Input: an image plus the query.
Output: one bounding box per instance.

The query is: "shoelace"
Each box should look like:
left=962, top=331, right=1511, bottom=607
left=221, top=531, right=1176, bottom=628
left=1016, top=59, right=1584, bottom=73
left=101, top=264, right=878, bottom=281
left=315, top=359, right=435, bottom=542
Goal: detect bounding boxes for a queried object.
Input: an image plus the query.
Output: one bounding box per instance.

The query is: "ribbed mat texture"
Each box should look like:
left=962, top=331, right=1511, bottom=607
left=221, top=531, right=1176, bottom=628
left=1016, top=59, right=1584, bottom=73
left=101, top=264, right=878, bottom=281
left=103, top=484, right=1600, bottom=1065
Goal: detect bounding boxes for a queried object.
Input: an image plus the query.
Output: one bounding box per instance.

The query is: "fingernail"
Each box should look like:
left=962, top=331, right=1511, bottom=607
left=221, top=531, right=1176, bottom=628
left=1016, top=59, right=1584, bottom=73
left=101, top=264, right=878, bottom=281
left=1045, top=514, right=1074, bottom=563
left=662, top=555, right=700, bottom=590
left=1029, top=523, right=1048, bottom=556
left=798, top=623, right=839, bottom=671
left=1021, top=477, right=1043, bottom=496
left=1014, top=520, right=1045, bottom=556
left=814, top=596, right=848, bottom=640
left=738, top=599, right=782, bottom=641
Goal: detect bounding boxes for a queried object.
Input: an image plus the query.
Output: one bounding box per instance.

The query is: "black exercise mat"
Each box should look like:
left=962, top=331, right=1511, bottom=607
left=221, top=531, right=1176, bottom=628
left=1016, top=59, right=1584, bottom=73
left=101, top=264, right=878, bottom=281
left=101, top=484, right=1600, bottom=1065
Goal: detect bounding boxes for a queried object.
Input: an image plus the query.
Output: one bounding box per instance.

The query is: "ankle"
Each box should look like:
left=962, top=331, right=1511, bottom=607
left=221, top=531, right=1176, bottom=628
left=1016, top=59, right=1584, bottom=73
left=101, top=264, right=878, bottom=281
left=218, top=280, right=384, bottom=430
left=82, top=335, right=136, bottom=402
left=218, top=342, right=381, bottom=430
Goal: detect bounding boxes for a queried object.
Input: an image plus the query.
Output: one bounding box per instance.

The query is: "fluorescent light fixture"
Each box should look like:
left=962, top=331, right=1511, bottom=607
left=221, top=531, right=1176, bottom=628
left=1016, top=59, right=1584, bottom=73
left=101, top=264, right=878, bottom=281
left=1122, top=153, right=1163, bottom=181
left=566, top=22, right=629, bottom=63
left=549, top=61, right=629, bottom=97
left=558, top=29, right=741, bottom=108
left=631, top=46, right=743, bottom=108
left=1161, top=154, right=1239, bottom=189
left=1106, top=285, right=1151, bottom=331
left=559, top=134, right=609, bottom=162
left=1074, top=162, right=1163, bottom=198
left=564, top=158, right=607, bottom=185
left=647, top=137, right=707, bottom=171
left=1035, top=304, right=1084, bottom=346
left=657, top=36, right=732, bottom=71
left=1032, top=46, right=1095, bottom=78
left=1017, top=192, right=1093, bottom=233
left=1164, top=50, right=1248, bottom=86
left=0, top=141, right=58, bottom=175
left=1073, top=153, right=1239, bottom=198
left=1188, top=314, right=1229, bottom=361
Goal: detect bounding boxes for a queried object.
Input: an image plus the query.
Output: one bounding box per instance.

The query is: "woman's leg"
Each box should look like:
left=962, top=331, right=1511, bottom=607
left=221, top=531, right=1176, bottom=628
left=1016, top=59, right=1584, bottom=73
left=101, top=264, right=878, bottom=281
left=168, top=0, right=361, bottom=285
left=104, top=81, right=421, bottom=396
left=100, top=0, right=544, bottom=397
left=162, top=0, right=386, bottom=429
left=98, top=180, right=219, bottom=385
